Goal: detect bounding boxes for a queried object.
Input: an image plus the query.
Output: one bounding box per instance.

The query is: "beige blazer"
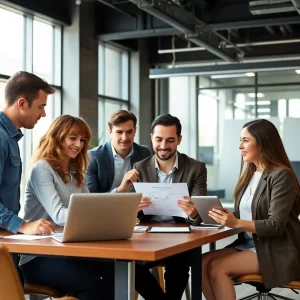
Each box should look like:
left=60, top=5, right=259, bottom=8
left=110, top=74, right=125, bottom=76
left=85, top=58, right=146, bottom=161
left=234, top=168, right=300, bottom=288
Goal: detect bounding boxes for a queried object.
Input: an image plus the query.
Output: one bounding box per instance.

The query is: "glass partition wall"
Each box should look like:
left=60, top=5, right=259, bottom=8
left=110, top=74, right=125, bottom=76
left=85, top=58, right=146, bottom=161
left=197, top=71, right=300, bottom=202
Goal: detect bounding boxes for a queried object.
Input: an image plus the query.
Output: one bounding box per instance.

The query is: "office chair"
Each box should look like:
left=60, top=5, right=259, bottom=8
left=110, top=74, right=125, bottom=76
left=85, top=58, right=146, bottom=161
left=232, top=274, right=300, bottom=300
left=0, top=244, right=77, bottom=300
left=134, top=266, right=191, bottom=300
left=24, top=283, right=67, bottom=300
left=156, top=265, right=191, bottom=300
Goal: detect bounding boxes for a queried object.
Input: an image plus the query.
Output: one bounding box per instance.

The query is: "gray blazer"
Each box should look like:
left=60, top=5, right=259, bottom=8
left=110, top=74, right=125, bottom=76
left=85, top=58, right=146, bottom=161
left=129, top=152, right=207, bottom=223
left=233, top=168, right=300, bottom=288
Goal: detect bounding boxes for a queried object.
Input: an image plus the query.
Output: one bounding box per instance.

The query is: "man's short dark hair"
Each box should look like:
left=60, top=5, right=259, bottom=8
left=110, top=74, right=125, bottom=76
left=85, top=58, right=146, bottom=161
left=150, top=113, right=182, bottom=137
left=108, top=110, right=137, bottom=129
left=5, top=71, right=55, bottom=107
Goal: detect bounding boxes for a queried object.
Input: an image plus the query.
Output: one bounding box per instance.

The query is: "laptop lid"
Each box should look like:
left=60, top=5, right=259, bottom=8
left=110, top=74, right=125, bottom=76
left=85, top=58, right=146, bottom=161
left=56, top=193, right=142, bottom=242
left=191, top=196, right=224, bottom=225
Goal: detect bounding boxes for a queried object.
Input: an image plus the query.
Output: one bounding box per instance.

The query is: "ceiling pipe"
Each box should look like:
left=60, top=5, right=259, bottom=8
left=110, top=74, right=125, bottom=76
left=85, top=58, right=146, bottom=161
left=158, top=38, right=300, bottom=54
left=154, top=53, right=300, bottom=68
left=149, top=59, right=300, bottom=78
left=265, top=25, right=277, bottom=36
left=284, top=24, right=294, bottom=34
left=128, top=0, right=244, bottom=62
left=291, top=0, right=300, bottom=14
left=96, top=0, right=136, bottom=18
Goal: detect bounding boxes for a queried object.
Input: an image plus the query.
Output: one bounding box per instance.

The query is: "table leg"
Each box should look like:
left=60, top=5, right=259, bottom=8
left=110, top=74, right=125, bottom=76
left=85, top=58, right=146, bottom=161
left=115, top=260, right=135, bottom=300
left=209, top=242, right=216, bottom=251
left=190, top=246, right=202, bottom=300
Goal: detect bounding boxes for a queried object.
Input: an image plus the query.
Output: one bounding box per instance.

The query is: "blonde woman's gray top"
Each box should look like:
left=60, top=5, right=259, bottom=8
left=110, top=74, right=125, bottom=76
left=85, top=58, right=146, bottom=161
left=19, top=160, right=89, bottom=266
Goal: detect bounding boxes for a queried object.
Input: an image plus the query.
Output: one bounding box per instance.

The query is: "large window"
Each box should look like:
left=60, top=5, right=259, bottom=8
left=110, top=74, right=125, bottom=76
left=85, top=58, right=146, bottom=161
left=0, top=5, right=62, bottom=210
left=0, top=80, right=6, bottom=110
left=98, top=43, right=129, bottom=145
left=0, top=8, right=24, bottom=75
left=33, top=20, right=54, bottom=83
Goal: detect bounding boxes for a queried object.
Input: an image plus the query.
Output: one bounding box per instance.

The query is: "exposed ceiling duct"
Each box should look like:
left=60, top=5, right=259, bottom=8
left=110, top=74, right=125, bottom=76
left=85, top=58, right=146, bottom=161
left=291, top=0, right=300, bottom=14
left=249, top=0, right=296, bottom=15
left=127, top=0, right=244, bottom=62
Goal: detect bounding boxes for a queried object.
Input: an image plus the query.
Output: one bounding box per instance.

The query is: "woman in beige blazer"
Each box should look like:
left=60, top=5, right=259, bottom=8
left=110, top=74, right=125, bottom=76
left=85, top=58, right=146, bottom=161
left=201, top=119, right=300, bottom=300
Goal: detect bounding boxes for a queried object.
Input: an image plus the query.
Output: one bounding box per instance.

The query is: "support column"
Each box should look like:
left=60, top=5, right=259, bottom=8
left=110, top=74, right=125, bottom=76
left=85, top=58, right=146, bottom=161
left=130, top=39, right=154, bottom=149
left=62, top=1, right=98, bottom=139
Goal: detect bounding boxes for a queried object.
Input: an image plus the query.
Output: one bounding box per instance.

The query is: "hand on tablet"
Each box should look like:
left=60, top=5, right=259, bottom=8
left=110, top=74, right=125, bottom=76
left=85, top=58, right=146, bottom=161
left=208, top=208, right=238, bottom=228
left=178, top=196, right=198, bottom=219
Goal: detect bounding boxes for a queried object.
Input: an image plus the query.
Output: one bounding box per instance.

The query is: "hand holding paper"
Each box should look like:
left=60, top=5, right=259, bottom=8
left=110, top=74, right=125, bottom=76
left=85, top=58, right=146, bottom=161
left=133, top=182, right=190, bottom=218
left=178, top=196, right=198, bottom=218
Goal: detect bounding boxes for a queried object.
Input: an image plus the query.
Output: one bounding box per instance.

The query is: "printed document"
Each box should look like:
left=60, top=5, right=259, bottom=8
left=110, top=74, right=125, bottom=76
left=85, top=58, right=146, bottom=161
left=133, top=182, right=189, bottom=218
left=4, top=234, right=53, bottom=240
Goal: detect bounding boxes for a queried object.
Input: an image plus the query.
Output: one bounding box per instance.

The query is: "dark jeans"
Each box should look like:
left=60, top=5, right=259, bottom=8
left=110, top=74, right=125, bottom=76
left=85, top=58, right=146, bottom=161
left=20, top=257, right=114, bottom=300
left=135, top=251, right=191, bottom=300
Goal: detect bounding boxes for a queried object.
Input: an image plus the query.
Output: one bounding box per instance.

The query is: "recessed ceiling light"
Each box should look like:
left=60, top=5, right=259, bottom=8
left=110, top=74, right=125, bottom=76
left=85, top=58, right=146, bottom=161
left=247, top=93, right=265, bottom=98
left=257, top=114, right=270, bottom=119
left=244, top=100, right=271, bottom=105
left=257, top=108, right=271, bottom=113
left=211, top=73, right=245, bottom=79
left=210, top=72, right=256, bottom=79
left=295, top=70, right=300, bottom=74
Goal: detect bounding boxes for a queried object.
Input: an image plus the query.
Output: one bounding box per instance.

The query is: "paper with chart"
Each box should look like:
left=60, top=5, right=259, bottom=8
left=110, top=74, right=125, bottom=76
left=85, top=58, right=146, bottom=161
left=133, top=182, right=189, bottom=218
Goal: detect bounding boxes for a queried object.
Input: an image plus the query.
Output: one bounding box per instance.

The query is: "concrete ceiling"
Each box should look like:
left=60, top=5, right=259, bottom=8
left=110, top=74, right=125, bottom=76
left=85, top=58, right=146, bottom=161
left=96, top=0, right=300, bottom=67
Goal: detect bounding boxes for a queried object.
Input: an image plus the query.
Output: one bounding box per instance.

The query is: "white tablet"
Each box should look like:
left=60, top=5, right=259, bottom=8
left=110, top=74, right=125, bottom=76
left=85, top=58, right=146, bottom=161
left=191, top=196, right=224, bottom=225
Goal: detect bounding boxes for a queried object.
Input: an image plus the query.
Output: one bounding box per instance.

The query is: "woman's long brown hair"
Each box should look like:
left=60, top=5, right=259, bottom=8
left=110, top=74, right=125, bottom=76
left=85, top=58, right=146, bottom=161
left=234, top=119, right=300, bottom=200
left=31, top=115, right=92, bottom=187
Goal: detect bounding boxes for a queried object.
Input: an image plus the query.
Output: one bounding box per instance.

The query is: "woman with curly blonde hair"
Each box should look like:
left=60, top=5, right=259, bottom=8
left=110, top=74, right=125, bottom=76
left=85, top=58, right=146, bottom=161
left=19, top=115, right=113, bottom=300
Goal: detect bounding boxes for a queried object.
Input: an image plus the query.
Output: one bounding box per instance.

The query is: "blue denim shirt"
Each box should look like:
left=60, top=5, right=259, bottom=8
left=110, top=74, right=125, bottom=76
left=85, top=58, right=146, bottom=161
left=0, top=112, right=24, bottom=233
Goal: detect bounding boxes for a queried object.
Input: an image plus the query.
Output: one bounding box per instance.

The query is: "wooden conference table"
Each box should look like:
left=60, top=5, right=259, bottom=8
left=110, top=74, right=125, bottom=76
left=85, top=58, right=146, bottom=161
left=0, top=225, right=240, bottom=300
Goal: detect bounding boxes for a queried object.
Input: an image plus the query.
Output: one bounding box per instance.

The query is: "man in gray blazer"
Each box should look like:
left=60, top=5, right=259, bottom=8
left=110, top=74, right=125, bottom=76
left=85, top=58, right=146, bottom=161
left=87, top=110, right=151, bottom=193
left=129, top=113, right=207, bottom=300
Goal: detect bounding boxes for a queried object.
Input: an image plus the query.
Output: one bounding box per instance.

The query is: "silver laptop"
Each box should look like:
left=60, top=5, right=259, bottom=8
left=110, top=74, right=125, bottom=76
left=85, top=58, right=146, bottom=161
left=191, top=196, right=224, bottom=225
left=52, top=193, right=142, bottom=243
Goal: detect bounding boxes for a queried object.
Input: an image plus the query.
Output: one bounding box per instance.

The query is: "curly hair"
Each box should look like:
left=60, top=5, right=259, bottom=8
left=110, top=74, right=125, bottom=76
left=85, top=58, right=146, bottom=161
left=31, top=115, right=92, bottom=187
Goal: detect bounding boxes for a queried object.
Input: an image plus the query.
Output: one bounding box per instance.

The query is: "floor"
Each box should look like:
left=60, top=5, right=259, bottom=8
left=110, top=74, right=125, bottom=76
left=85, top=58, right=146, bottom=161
left=137, top=234, right=298, bottom=300
left=26, top=234, right=298, bottom=300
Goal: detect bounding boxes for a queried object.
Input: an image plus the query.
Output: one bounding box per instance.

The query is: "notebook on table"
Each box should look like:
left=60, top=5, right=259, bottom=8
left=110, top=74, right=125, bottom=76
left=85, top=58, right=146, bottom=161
left=52, top=193, right=142, bottom=242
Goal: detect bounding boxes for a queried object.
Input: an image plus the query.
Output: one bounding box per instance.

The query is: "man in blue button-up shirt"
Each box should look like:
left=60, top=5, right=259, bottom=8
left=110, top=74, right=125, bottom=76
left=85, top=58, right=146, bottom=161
left=0, top=71, right=56, bottom=236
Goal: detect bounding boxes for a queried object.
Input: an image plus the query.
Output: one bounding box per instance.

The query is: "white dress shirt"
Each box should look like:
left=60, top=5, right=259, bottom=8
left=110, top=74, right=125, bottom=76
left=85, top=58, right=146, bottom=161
left=152, top=153, right=178, bottom=222
left=110, top=142, right=134, bottom=192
